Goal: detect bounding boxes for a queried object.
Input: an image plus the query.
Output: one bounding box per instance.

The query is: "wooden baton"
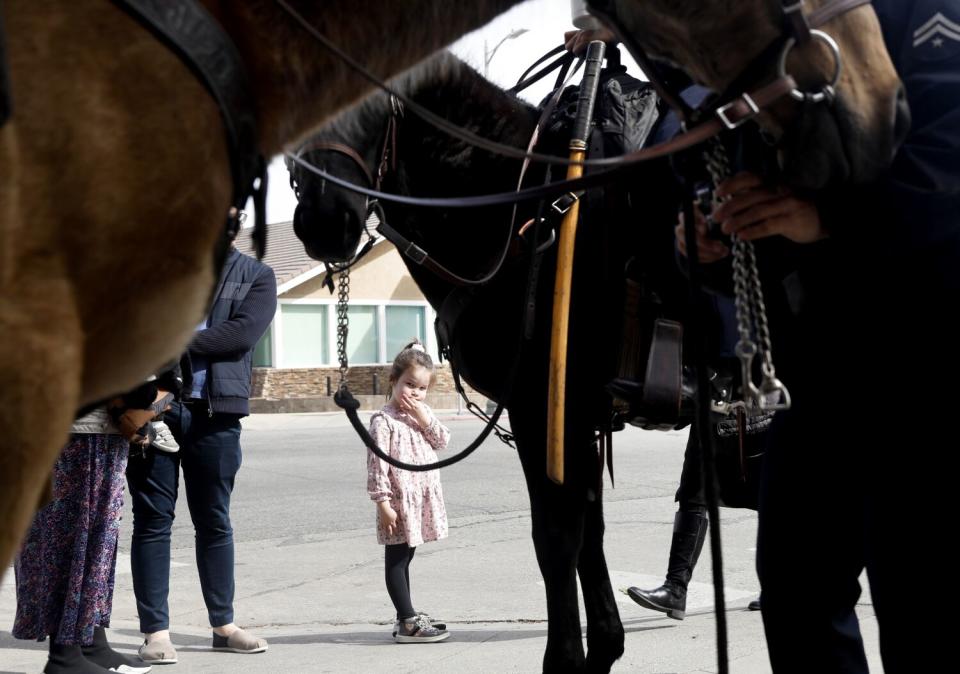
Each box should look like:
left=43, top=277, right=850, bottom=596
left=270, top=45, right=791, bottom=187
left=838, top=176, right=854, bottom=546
left=547, top=40, right=606, bottom=485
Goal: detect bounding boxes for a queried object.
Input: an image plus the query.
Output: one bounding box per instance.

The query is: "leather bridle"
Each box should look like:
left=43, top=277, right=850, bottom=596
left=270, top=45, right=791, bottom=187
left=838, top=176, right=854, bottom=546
left=589, top=0, right=872, bottom=126
left=294, top=139, right=376, bottom=189
left=275, top=0, right=872, bottom=213
left=288, top=99, right=407, bottom=276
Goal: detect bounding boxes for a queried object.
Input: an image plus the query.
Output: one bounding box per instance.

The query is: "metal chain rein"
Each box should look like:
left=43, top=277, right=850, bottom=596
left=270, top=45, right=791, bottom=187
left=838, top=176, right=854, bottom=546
left=702, top=140, right=790, bottom=412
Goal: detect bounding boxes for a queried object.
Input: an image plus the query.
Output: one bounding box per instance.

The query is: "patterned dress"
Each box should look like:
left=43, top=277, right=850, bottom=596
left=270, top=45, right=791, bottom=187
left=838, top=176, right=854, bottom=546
left=367, top=403, right=450, bottom=547
left=13, top=409, right=129, bottom=645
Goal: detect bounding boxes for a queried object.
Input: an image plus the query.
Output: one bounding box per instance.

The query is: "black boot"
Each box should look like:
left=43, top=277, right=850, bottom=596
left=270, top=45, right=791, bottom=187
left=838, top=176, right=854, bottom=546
left=44, top=641, right=110, bottom=674
left=81, top=627, right=152, bottom=673
left=627, top=506, right=708, bottom=620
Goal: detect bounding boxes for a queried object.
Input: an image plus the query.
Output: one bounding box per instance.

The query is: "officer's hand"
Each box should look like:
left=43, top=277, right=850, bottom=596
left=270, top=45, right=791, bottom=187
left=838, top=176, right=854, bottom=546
left=675, top=208, right=731, bottom=263
left=564, top=28, right=617, bottom=54
left=714, top=172, right=827, bottom=244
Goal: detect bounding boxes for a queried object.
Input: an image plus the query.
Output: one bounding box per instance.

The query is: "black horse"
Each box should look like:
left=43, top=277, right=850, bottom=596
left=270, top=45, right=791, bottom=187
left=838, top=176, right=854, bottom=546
left=288, top=52, right=689, bottom=673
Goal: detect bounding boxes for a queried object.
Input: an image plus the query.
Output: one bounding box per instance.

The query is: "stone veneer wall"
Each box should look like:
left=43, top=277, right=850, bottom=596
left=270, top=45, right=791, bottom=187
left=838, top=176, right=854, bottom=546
left=250, top=364, right=490, bottom=413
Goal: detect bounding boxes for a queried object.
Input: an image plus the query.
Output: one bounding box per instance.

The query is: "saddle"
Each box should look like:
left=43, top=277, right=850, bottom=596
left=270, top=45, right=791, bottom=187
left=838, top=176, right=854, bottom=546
left=435, top=53, right=683, bottom=432
left=550, top=59, right=691, bottom=431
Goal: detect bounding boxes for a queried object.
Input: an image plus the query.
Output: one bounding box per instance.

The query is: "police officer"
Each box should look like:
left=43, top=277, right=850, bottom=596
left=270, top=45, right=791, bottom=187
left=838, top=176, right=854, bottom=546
left=680, top=1, right=960, bottom=670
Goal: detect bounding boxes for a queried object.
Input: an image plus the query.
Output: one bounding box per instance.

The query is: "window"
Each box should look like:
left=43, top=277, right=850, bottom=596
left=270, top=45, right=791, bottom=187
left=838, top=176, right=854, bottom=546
left=281, top=304, right=328, bottom=367
left=385, top=305, right=426, bottom=358
left=347, top=305, right=379, bottom=364
left=270, top=301, right=430, bottom=367
left=252, top=327, right=272, bottom=367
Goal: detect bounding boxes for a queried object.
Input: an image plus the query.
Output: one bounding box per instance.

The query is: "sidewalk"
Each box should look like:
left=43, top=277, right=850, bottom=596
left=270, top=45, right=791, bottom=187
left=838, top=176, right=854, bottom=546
left=0, top=504, right=881, bottom=673
left=0, top=412, right=881, bottom=673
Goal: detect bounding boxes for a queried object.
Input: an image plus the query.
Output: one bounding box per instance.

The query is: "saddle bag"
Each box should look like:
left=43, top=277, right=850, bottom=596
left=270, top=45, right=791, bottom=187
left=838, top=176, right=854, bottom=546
left=607, top=273, right=692, bottom=430
left=707, top=359, right=774, bottom=509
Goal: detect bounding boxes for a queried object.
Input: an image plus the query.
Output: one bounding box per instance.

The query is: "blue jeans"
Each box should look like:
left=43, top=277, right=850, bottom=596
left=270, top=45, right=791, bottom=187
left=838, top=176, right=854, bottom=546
left=126, top=401, right=242, bottom=632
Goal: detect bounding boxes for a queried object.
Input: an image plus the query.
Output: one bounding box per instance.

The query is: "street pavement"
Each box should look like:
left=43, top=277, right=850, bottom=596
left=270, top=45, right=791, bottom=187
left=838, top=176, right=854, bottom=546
left=2, top=412, right=881, bottom=673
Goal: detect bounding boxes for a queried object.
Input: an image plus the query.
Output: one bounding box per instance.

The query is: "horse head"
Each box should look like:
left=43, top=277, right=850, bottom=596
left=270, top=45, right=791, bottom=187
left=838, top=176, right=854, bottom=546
left=286, top=133, right=380, bottom=264
left=591, top=0, right=909, bottom=189
left=287, top=54, right=539, bottom=269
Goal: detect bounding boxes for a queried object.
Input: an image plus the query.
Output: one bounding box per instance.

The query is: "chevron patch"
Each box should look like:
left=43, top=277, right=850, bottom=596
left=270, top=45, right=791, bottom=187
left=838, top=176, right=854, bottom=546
left=913, top=11, right=960, bottom=47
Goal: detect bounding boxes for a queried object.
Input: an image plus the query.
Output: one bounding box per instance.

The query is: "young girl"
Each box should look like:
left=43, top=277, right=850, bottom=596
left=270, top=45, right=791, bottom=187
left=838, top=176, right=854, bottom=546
left=367, top=340, right=451, bottom=643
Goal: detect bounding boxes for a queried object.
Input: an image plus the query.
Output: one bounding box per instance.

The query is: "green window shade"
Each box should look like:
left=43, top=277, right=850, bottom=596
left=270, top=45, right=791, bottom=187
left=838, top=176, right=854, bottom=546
left=347, top=305, right=379, bottom=364
left=252, top=326, right=273, bottom=367
left=385, top=306, right=426, bottom=359
left=281, top=304, right=328, bottom=367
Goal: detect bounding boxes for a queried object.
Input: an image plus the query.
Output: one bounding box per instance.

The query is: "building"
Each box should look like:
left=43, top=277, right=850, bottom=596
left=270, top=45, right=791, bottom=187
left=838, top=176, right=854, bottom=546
left=235, top=221, right=486, bottom=412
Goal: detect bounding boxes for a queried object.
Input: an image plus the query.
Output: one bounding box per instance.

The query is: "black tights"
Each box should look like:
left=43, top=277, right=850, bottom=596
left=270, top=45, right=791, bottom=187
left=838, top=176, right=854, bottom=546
left=385, top=543, right=417, bottom=620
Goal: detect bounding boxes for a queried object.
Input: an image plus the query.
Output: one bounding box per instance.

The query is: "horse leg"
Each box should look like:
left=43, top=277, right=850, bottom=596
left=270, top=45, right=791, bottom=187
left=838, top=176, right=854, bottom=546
left=0, top=284, right=84, bottom=572
left=511, top=408, right=588, bottom=672
left=577, top=463, right=625, bottom=673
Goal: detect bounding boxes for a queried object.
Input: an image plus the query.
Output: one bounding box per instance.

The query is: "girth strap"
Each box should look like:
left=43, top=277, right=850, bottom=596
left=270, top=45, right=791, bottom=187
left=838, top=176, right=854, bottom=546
left=808, top=0, right=873, bottom=28
left=0, top=0, right=11, bottom=127
left=113, top=0, right=268, bottom=255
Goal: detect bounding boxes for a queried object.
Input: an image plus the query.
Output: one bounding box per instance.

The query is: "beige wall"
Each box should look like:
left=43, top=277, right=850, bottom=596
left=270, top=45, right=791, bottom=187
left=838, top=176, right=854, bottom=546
left=280, top=242, right=423, bottom=301
left=263, top=240, right=438, bottom=368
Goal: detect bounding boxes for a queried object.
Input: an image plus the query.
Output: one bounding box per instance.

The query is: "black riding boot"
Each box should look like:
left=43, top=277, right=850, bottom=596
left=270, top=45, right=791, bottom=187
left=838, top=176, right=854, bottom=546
left=81, top=626, right=152, bottom=673
left=627, top=506, right=708, bottom=619
left=44, top=641, right=110, bottom=674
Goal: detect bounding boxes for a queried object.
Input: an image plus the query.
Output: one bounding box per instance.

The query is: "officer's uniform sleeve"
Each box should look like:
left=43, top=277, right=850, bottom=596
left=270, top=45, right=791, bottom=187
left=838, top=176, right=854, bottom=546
left=819, top=0, right=960, bottom=251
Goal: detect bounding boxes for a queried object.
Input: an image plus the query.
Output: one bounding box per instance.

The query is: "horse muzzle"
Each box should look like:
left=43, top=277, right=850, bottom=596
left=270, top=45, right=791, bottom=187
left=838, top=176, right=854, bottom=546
left=293, top=202, right=364, bottom=263
left=778, top=82, right=909, bottom=190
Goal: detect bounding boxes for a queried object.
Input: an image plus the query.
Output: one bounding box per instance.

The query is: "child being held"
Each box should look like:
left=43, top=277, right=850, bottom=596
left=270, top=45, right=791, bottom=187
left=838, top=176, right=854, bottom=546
left=366, top=340, right=451, bottom=643
left=107, top=365, right=182, bottom=454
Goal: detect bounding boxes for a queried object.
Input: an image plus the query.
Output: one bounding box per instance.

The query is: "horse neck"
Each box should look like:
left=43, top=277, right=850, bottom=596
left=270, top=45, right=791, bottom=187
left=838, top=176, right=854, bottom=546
left=203, top=0, right=524, bottom=154
left=383, top=63, right=540, bottom=281
left=394, top=61, right=541, bottom=198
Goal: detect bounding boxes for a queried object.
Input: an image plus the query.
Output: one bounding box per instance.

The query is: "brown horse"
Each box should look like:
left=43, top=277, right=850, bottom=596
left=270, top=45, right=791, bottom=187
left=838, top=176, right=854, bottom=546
left=0, top=0, right=526, bottom=574
left=591, top=0, right=908, bottom=189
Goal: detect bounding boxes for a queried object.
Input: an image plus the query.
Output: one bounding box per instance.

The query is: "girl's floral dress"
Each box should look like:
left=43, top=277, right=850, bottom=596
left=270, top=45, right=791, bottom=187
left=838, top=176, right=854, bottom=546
left=367, top=402, right=450, bottom=546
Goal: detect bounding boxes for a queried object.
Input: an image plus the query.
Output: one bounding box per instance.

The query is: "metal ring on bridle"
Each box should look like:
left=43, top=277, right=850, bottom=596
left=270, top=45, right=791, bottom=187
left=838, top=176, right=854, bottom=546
left=777, top=29, right=842, bottom=103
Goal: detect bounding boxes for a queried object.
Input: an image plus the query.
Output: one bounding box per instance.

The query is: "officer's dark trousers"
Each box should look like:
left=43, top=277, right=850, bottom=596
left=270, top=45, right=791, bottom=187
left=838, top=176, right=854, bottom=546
left=127, top=401, right=242, bottom=633
left=757, top=245, right=958, bottom=673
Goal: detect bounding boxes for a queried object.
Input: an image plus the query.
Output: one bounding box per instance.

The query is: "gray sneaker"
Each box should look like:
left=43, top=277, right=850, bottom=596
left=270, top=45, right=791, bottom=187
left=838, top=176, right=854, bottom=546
left=150, top=421, right=180, bottom=453
left=392, top=613, right=445, bottom=637
left=394, top=614, right=450, bottom=643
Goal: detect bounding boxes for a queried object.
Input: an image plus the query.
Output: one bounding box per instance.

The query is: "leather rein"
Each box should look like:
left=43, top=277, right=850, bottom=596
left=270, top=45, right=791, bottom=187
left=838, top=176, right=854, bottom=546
left=277, top=0, right=871, bottom=212
left=590, top=0, right=872, bottom=125
left=114, top=0, right=269, bottom=257
left=103, top=0, right=874, bottom=256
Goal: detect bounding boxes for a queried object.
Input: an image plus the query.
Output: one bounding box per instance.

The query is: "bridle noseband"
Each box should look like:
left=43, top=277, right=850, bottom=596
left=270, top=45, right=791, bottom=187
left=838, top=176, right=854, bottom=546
left=295, top=139, right=376, bottom=188
left=292, top=94, right=403, bottom=194
left=589, top=0, right=871, bottom=128
left=288, top=99, right=410, bottom=274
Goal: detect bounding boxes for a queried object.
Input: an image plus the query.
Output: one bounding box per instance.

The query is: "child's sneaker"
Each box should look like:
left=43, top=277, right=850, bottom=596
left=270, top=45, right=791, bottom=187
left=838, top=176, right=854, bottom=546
left=394, top=614, right=450, bottom=643
left=150, top=420, right=180, bottom=453
left=392, top=613, right=445, bottom=637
